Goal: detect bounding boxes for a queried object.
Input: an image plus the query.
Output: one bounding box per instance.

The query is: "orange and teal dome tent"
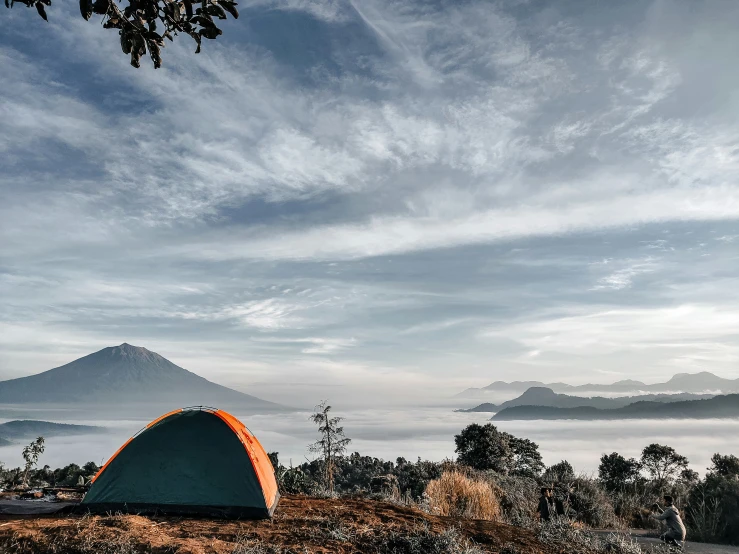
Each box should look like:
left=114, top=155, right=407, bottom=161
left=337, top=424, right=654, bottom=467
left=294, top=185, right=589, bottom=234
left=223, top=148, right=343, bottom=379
left=81, top=407, right=279, bottom=518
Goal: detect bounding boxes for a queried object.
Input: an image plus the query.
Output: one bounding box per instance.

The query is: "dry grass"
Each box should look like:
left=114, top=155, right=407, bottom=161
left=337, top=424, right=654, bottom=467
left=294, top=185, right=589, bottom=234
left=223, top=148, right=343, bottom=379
left=425, top=471, right=502, bottom=521
left=0, top=495, right=549, bottom=554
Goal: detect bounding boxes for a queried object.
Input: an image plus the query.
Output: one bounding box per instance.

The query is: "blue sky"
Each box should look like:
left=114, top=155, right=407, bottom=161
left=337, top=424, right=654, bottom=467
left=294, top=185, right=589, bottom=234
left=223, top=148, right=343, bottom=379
left=1, top=0, right=738, bottom=404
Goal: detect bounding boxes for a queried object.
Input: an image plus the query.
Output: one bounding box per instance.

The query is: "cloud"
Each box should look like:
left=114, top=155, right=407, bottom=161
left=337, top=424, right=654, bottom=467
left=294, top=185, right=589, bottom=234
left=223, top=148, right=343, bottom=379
left=591, top=257, right=659, bottom=291
left=250, top=336, right=358, bottom=355
left=485, top=304, right=739, bottom=363
left=715, top=235, right=738, bottom=243
left=167, top=186, right=739, bottom=261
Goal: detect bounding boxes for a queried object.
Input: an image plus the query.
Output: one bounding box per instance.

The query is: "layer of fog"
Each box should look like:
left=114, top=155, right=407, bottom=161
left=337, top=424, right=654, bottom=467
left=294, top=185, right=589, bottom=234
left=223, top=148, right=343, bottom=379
left=2, top=408, right=738, bottom=477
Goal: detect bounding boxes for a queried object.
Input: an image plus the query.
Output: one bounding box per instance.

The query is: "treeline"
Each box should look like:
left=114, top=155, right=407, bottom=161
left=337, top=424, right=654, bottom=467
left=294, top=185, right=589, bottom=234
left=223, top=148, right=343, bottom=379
left=270, top=423, right=739, bottom=545
left=0, top=462, right=99, bottom=489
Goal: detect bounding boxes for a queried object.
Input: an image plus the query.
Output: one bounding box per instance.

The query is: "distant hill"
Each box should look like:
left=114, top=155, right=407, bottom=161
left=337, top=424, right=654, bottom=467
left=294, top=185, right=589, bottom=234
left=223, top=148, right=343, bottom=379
left=456, top=402, right=499, bottom=413
left=457, top=387, right=713, bottom=412
left=0, top=420, right=103, bottom=442
left=491, top=394, right=739, bottom=421
left=0, top=437, right=11, bottom=447
left=0, top=343, right=283, bottom=411
left=458, top=371, right=739, bottom=398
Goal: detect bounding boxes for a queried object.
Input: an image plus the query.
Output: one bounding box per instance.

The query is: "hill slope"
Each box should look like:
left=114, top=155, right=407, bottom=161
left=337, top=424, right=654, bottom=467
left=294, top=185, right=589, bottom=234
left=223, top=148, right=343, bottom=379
left=0, top=343, right=281, bottom=410
left=0, top=420, right=103, bottom=441
left=0, top=495, right=550, bottom=553
left=457, top=388, right=713, bottom=412
left=492, top=394, right=739, bottom=420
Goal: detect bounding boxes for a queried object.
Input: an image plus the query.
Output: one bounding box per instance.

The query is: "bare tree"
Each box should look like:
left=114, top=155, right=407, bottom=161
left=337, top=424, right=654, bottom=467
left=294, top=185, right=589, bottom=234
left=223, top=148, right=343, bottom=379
left=21, top=436, right=45, bottom=487
left=309, top=401, right=350, bottom=493
left=3, top=0, right=239, bottom=68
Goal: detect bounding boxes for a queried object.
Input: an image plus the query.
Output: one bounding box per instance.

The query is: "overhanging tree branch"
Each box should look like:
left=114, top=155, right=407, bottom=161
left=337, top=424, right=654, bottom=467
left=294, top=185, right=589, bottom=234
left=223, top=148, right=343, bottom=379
left=4, top=0, right=238, bottom=68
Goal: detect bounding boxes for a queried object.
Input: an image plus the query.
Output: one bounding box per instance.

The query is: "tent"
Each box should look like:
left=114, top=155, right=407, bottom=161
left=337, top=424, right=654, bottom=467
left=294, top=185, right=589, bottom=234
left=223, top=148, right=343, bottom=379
left=81, top=407, right=279, bottom=518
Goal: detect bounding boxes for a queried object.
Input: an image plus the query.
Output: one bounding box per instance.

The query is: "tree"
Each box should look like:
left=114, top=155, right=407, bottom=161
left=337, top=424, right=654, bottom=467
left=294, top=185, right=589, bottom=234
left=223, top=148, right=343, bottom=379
left=454, top=423, right=513, bottom=473
left=82, top=461, right=100, bottom=477
left=709, top=454, right=739, bottom=479
left=267, top=451, right=280, bottom=471
left=3, top=0, right=239, bottom=68
left=679, top=468, right=699, bottom=486
left=21, top=436, right=45, bottom=487
left=508, top=436, right=544, bottom=478
left=309, top=401, right=351, bottom=493
left=543, top=460, right=576, bottom=484
left=598, top=452, right=642, bottom=492
left=640, top=443, right=688, bottom=486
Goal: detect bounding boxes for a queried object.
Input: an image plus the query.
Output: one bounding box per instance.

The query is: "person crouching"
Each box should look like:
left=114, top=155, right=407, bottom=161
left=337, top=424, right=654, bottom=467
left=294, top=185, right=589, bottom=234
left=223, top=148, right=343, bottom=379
left=651, top=495, right=686, bottom=549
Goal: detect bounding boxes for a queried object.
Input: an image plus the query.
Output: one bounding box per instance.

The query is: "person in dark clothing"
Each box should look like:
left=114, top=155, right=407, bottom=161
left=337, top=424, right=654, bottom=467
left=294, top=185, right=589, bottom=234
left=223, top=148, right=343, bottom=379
left=537, top=487, right=555, bottom=521
left=554, top=493, right=566, bottom=517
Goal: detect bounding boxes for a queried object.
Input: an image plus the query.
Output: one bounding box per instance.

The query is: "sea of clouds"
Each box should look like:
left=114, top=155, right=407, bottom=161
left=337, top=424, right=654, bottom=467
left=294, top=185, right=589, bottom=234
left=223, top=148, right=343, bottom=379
left=2, top=408, right=737, bottom=477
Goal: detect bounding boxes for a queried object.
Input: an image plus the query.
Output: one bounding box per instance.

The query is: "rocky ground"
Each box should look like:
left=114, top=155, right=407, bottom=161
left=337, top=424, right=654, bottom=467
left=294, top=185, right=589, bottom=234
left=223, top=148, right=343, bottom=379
left=0, top=494, right=551, bottom=554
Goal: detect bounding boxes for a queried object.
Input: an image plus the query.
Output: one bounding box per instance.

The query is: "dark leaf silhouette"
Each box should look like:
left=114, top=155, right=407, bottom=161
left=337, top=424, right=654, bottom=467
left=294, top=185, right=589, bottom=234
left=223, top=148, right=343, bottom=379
left=120, top=30, right=133, bottom=54
left=34, top=1, right=46, bottom=19
left=79, top=0, right=91, bottom=19
left=148, top=39, right=162, bottom=69
left=4, top=0, right=239, bottom=67
left=199, top=26, right=221, bottom=40
left=206, top=4, right=225, bottom=19
left=219, top=0, right=237, bottom=19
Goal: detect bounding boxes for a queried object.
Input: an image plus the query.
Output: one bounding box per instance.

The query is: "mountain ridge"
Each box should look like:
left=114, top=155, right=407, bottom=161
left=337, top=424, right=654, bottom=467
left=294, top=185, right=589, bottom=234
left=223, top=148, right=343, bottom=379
left=457, top=371, right=739, bottom=398
left=491, top=393, right=739, bottom=420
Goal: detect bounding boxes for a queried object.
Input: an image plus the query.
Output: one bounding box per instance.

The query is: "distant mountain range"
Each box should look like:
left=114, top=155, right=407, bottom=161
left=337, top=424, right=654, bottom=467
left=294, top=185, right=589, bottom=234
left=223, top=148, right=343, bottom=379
left=0, top=343, right=284, bottom=411
left=457, top=387, right=714, bottom=412
left=457, top=372, right=739, bottom=398
left=0, top=420, right=103, bottom=445
left=491, top=394, right=739, bottom=421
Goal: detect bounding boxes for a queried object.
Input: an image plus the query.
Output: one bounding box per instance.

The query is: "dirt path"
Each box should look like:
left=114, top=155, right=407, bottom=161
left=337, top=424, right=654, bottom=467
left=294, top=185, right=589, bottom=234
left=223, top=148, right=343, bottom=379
left=595, top=529, right=739, bottom=554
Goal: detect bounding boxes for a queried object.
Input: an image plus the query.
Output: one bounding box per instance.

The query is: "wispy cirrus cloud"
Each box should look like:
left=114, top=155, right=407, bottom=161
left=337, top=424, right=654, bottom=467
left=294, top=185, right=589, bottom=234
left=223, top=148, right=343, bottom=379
left=590, top=257, right=659, bottom=291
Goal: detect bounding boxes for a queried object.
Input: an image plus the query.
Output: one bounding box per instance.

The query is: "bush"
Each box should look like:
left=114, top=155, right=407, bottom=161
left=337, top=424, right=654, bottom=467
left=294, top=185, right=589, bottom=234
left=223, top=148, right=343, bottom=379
left=687, top=473, right=739, bottom=544
left=271, top=453, right=446, bottom=501
left=424, top=471, right=501, bottom=520
left=279, top=467, right=320, bottom=495
left=394, top=457, right=447, bottom=500
left=484, top=472, right=539, bottom=526
left=367, top=526, right=484, bottom=554
left=568, top=476, right=621, bottom=529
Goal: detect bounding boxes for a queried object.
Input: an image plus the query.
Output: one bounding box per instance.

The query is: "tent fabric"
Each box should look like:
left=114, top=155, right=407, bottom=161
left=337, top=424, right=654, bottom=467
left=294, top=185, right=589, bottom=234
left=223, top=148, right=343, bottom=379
left=81, top=408, right=279, bottom=518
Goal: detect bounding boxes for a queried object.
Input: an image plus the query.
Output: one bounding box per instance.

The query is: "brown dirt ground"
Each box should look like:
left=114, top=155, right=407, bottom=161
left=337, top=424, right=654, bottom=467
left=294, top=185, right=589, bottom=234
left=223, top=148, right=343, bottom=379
left=0, top=494, right=556, bottom=554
